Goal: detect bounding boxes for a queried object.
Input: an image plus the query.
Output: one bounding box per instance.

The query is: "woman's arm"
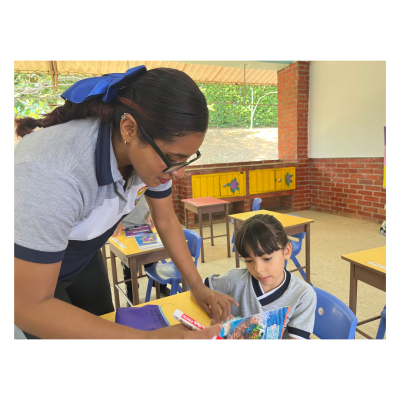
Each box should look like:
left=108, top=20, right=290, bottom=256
left=14, top=257, right=222, bottom=339
left=146, top=194, right=238, bottom=323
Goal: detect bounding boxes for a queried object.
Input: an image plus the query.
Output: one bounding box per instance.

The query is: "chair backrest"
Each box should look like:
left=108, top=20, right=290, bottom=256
left=252, top=198, right=262, bottom=211
left=183, top=229, right=202, bottom=266
left=287, top=214, right=305, bottom=241
left=313, top=287, right=358, bottom=339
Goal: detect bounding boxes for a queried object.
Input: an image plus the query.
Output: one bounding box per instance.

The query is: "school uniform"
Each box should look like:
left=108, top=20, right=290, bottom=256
left=204, top=269, right=316, bottom=339
left=14, top=118, right=171, bottom=336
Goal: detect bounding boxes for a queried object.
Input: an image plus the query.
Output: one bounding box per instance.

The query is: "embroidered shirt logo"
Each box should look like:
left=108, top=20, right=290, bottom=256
left=135, top=186, right=147, bottom=205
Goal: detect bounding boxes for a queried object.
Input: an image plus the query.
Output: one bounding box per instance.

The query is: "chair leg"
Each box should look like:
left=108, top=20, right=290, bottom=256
left=232, top=231, right=235, bottom=252
left=376, top=306, right=386, bottom=339
left=145, top=279, right=153, bottom=303
left=155, top=282, right=161, bottom=299
left=171, top=280, right=179, bottom=296
left=292, top=256, right=311, bottom=285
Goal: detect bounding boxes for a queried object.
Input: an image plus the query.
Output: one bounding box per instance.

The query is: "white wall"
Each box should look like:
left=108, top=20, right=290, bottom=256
left=308, top=61, right=386, bottom=158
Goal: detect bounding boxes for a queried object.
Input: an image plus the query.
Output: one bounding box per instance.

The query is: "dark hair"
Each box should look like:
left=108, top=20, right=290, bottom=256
left=235, top=214, right=289, bottom=258
left=14, top=68, right=209, bottom=143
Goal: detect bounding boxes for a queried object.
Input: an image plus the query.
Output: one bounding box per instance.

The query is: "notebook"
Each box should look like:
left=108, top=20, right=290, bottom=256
left=219, top=306, right=290, bottom=339
left=134, top=233, right=164, bottom=250
left=125, top=224, right=152, bottom=238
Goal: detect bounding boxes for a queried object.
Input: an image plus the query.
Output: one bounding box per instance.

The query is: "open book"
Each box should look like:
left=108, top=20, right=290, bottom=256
left=219, top=307, right=290, bottom=339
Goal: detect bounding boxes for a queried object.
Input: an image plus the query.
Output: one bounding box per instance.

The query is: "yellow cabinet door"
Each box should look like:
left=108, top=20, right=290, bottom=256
left=192, top=172, right=246, bottom=199
left=249, top=169, right=276, bottom=194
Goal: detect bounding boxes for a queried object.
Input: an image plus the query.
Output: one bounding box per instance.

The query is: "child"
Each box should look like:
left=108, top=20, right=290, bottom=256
left=204, top=214, right=316, bottom=339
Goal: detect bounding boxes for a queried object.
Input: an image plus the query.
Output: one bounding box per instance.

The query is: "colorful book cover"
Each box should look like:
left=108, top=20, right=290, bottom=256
left=125, top=224, right=152, bottom=237
left=134, top=233, right=163, bottom=250
left=219, top=307, right=290, bottom=339
left=115, top=305, right=170, bottom=331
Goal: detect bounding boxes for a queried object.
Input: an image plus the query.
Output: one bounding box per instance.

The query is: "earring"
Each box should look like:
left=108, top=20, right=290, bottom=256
left=124, top=140, right=127, bottom=145
left=121, top=113, right=128, bottom=121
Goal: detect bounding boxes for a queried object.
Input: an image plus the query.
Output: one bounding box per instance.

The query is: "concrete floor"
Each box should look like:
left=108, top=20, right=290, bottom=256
left=105, top=209, right=386, bottom=340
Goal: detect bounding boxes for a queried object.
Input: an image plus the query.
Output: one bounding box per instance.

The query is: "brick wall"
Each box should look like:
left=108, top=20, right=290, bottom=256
left=310, top=157, right=386, bottom=223
left=278, top=61, right=311, bottom=211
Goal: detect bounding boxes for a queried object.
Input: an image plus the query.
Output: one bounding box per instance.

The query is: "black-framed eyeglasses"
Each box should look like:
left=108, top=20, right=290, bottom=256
left=139, top=125, right=202, bottom=174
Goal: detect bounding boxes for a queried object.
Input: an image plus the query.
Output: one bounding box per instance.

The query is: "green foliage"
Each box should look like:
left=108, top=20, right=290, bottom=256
left=14, top=74, right=278, bottom=128
left=14, top=73, right=88, bottom=119
left=197, top=82, right=278, bottom=128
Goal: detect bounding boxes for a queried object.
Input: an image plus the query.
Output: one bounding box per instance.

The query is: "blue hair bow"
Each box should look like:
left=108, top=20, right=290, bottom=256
left=61, top=65, right=147, bottom=104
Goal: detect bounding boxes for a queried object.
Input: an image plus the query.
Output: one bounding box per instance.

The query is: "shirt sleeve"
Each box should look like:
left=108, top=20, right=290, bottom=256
left=14, top=162, right=83, bottom=264
left=287, top=287, right=317, bottom=339
left=203, top=271, right=232, bottom=295
left=145, top=180, right=172, bottom=199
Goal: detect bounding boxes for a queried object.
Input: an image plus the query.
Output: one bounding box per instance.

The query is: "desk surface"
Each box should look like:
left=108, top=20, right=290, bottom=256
left=181, top=197, right=230, bottom=207
left=229, top=210, right=314, bottom=227
left=108, top=228, right=164, bottom=256
left=341, top=246, right=386, bottom=274
left=100, top=291, right=211, bottom=327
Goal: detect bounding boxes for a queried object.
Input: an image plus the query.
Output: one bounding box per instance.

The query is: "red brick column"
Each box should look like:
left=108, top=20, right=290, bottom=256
left=277, top=61, right=311, bottom=211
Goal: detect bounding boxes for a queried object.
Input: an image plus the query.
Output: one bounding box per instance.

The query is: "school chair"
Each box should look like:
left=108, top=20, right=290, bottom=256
left=231, top=198, right=262, bottom=252
left=313, top=287, right=358, bottom=339
left=144, top=229, right=202, bottom=302
left=375, top=305, right=386, bottom=339
left=283, top=214, right=312, bottom=285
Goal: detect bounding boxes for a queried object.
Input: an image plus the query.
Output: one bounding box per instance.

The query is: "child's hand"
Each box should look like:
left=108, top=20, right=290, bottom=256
left=211, top=314, right=235, bottom=325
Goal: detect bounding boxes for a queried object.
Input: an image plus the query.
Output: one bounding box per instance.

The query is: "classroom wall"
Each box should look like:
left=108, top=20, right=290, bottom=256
left=308, top=61, right=386, bottom=158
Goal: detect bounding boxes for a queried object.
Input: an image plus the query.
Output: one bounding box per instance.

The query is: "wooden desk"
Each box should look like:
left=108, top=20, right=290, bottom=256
left=108, top=231, right=187, bottom=308
left=230, top=210, right=314, bottom=283
left=341, top=246, right=386, bottom=339
left=181, top=197, right=231, bottom=263
left=100, top=291, right=211, bottom=327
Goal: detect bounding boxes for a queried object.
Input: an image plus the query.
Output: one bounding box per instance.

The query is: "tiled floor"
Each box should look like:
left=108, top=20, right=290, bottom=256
left=105, top=209, right=386, bottom=339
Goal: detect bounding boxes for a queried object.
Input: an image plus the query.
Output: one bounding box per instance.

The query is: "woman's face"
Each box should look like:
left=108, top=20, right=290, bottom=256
left=129, top=131, right=205, bottom=187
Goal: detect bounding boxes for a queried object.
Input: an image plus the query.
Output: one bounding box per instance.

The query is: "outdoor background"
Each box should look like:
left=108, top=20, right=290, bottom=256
left=14, top=73, right=279, bottom=161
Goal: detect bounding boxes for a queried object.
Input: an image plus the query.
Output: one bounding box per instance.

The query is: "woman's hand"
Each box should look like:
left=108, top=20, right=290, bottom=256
left=150, top=322, right=223, bottom=339
left=147, top=214, right=155, bottom=229
left=190, top=284, right=239, bottom=324
left=112, top=222, right=124, bottom=237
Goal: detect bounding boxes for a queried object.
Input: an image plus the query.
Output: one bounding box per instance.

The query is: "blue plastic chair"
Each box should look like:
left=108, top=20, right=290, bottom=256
left=375, top=305, right=386, bottom=339
left=231, top=198, right=262, bottom=252
left=144, top=230, right=201, bottom=302
left=283, top=214, right=311, bottom=284
left=313, top=287, right=358, bottom=339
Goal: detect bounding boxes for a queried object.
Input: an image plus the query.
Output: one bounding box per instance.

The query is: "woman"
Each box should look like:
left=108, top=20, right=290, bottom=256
left=14, top=65, right=238, bottom=339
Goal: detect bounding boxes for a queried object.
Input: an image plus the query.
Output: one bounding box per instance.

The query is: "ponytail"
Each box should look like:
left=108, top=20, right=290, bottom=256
left=14, top=97, right=115, bottom=138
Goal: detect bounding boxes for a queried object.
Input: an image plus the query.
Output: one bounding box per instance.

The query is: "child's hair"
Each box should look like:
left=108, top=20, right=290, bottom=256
left=235, top=214, right=289, bottom=258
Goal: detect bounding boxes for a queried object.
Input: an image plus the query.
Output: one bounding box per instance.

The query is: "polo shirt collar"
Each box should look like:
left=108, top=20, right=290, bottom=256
left=252, top=270, right=291, bottom=306
left=95, top=123, right=123, bottom=186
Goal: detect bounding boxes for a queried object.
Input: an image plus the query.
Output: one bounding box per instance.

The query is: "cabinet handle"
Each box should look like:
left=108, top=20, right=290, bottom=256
left=223, top=184, right=227, bottom=187
left=276, top=179, right=281, bottom=182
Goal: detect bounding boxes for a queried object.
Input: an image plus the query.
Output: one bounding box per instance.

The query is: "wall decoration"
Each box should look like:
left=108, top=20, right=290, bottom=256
left=285, top=172, right=293, bottom=187
left=227, top=177, right=240, bottom=194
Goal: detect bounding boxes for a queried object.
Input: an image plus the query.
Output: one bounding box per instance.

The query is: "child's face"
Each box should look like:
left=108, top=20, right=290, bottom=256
left=242, top=243, right=292, bottom=293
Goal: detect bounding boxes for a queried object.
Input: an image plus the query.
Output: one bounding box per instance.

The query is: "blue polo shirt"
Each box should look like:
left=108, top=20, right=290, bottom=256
left=14, top=118, right=171, bottom=281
